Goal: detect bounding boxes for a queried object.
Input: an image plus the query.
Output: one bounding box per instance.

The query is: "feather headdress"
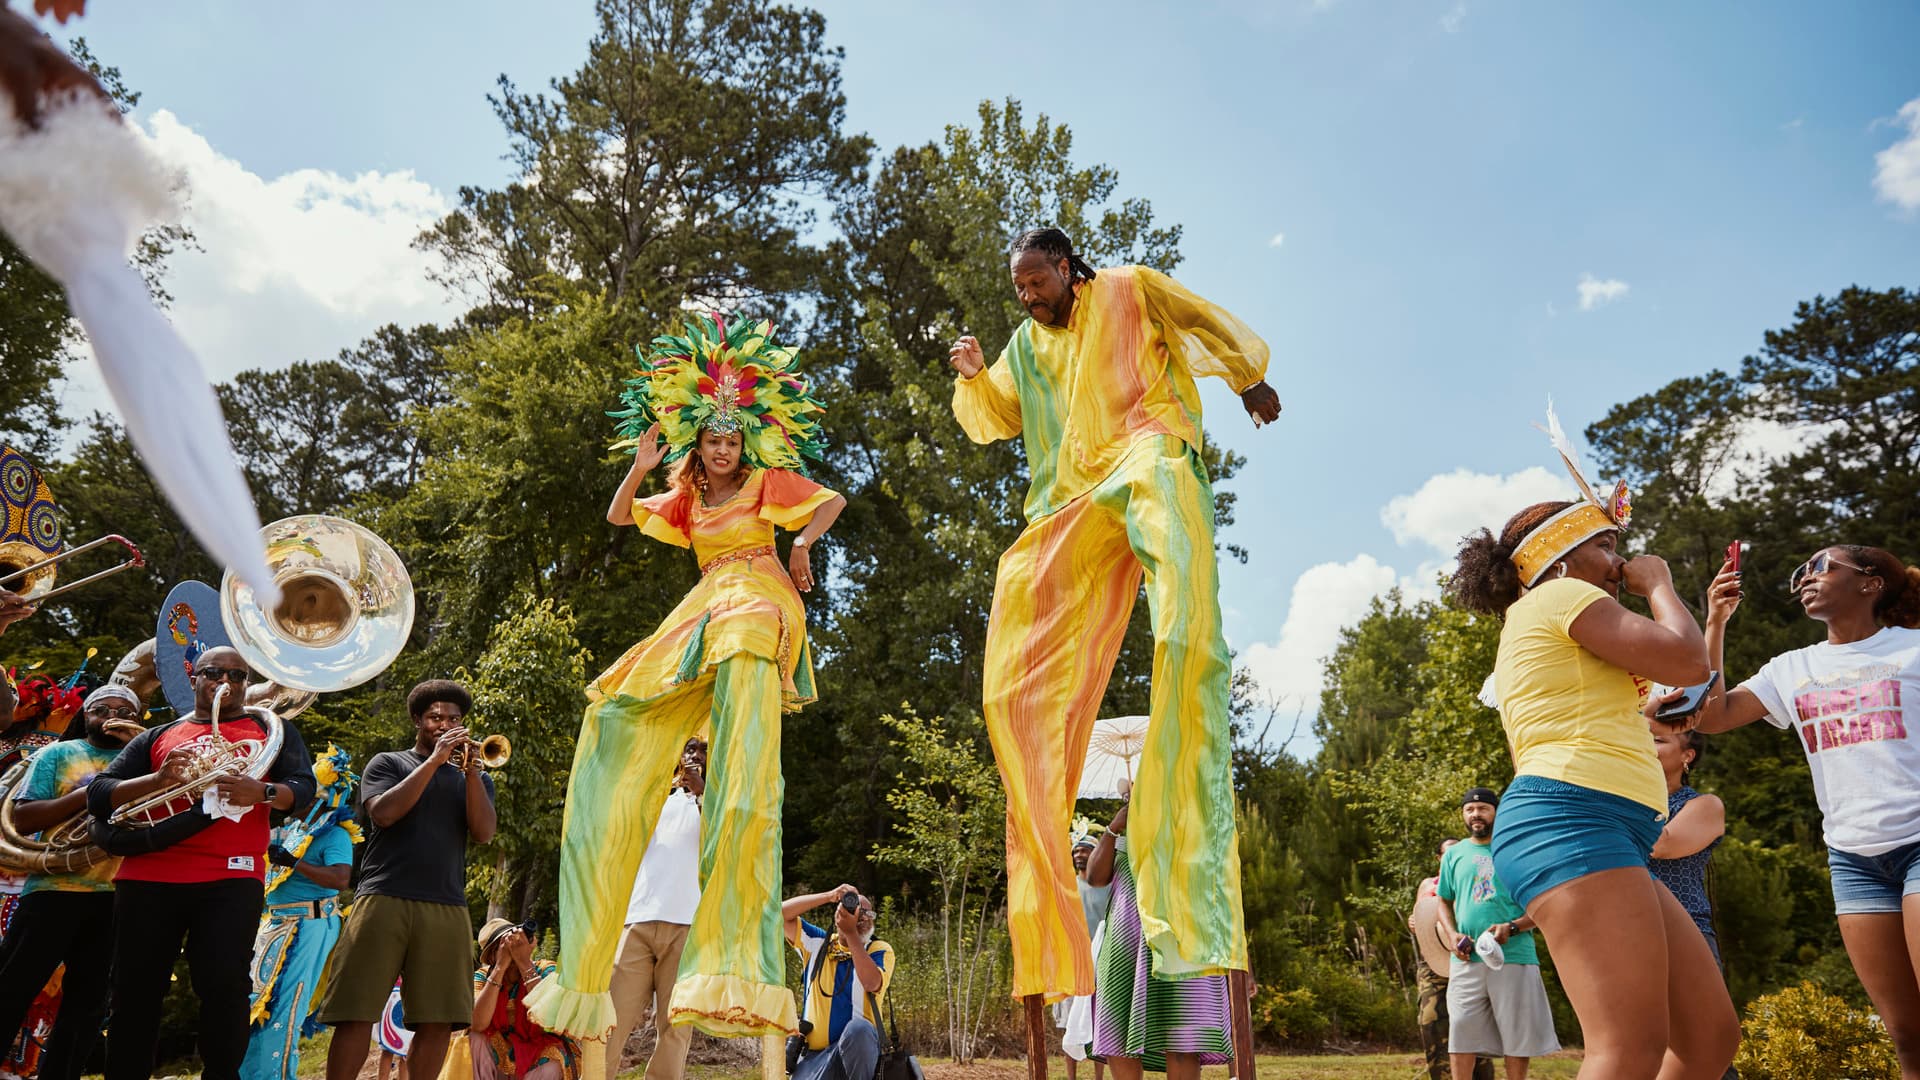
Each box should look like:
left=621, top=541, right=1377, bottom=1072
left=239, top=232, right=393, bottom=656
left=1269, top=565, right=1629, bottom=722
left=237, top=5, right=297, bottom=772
left=1511, top=398, right=1633, bottom=587
left=609, top=313, right=827, bottom=473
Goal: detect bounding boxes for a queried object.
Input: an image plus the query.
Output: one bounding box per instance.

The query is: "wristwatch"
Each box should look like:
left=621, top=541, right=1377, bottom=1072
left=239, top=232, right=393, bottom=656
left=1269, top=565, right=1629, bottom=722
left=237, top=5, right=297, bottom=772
left=261, top=782, right=278, bottom=805
left=792, top=536, right=810, bottom=548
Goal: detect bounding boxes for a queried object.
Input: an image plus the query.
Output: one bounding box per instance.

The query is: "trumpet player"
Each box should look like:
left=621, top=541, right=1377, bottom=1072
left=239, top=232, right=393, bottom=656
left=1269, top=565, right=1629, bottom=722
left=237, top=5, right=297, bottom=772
left=86, top=646, right=318, bottom=1080
left=319, top=679, right=496, bottom=1080
left=0, top=586, right=34, bottom=636
left=0, top=684, right=138, bottom=1080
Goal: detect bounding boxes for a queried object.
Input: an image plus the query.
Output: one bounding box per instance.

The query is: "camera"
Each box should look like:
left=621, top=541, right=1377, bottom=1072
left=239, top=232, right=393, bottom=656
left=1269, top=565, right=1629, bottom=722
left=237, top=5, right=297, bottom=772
left=839, top=891, right=862, bottom=914
left=784, top=1020, right=813, bottom=1074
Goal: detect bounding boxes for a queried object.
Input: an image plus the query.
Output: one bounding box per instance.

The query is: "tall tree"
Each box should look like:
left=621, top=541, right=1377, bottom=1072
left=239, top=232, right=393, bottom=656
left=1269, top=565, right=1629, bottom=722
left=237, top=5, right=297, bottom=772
left=418, top=0, right=871, bottom=317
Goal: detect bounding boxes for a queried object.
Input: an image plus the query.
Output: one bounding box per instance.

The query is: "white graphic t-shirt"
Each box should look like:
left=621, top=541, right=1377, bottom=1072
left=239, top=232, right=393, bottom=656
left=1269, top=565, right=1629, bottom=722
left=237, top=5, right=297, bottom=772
left=1742, top=626, right=1920, bottom=855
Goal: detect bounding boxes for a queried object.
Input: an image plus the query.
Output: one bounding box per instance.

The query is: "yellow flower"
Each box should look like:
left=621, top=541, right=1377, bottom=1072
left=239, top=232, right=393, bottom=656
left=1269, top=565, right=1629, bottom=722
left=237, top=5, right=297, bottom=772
left=313, top=759, right=338, bottom=787
left=340, top=821, right=365, bottom=843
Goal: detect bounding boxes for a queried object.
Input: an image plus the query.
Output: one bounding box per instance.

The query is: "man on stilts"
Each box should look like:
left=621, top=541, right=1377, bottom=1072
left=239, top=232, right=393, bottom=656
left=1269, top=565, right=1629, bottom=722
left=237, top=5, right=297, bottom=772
left=948, top=228, right=1279, bottom=1006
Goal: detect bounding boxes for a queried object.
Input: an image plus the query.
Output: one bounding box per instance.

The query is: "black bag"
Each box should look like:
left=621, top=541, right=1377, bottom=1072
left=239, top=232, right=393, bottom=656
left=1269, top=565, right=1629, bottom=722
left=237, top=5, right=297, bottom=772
left=866, top=989, right=922, bottom=1080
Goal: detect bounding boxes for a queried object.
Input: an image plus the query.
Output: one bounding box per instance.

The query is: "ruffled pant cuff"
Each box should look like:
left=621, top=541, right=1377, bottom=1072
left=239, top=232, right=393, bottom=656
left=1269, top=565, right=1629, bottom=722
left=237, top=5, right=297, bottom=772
left=524, top=978, right=616, bottom=1042
left=666, top=971, right=797, bottom=1037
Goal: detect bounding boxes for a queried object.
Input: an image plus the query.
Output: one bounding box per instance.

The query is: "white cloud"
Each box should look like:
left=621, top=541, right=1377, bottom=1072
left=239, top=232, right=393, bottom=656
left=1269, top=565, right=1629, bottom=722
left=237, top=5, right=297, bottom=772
left=1576, top=273, right=1630, bottom=311
left=1239, top=555, right=1400, bottom=708
left=1380, top=466, right=1570, bottom=553
left=1440, top=3, right=1468, bottom=32
left=1873, top=96, right=1920, bottom=213
left=56, top=110, right=462, bottom=428
left=1268, top=231, right=1286, bottom=248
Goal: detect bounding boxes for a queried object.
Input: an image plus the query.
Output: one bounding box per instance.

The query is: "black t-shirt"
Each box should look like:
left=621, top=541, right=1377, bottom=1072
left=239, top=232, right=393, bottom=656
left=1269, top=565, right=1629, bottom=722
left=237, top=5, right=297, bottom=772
left=355, top=748, right=494, bottom=906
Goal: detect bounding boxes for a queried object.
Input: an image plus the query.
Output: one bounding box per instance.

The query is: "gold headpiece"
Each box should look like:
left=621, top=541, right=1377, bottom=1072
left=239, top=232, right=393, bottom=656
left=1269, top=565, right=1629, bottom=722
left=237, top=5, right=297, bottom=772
left=1510, top=399, right=1632, bottom=587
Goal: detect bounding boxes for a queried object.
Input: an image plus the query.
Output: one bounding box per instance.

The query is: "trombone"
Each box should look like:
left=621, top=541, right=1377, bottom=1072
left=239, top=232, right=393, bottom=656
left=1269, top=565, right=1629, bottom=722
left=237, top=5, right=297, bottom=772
left=0, top=534, right=145, bottom=601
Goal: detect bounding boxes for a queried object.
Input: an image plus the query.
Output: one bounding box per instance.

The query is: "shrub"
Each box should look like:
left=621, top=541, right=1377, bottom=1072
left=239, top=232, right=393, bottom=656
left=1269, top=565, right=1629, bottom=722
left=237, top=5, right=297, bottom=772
left=1733, top=981, right=1898, bottom=1080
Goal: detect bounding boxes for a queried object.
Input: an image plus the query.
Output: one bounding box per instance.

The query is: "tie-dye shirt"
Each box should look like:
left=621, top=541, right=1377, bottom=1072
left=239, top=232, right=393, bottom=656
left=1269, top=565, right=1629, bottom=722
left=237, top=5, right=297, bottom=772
left=952, top=265, right=1269, bottom=523
left=14, top=739, right=122, bottom=893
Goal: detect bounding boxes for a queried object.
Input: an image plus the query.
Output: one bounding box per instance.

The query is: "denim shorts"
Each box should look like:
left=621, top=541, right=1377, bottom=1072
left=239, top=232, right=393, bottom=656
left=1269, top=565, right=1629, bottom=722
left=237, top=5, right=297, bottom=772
left=1827, top=838, right=1920, bottom=915
left=1491, top=774, right=1665, bottom=910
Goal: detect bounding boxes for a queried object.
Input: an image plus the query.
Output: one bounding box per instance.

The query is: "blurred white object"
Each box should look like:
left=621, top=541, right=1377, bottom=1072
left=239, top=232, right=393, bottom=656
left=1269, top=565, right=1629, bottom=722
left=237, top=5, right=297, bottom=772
left=1476, top=929, right=1506, bottom=970
left=201, top=786, right=245, bottom=824
left=0, top=94, right=278, bottom=606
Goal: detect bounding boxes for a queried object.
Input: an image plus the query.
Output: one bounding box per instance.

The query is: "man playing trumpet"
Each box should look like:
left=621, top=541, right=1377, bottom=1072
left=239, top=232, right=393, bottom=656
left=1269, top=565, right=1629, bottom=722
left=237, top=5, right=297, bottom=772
left=320, top=679, right=497, bottom=1080
left=0, top=684, right=141, bottom=1080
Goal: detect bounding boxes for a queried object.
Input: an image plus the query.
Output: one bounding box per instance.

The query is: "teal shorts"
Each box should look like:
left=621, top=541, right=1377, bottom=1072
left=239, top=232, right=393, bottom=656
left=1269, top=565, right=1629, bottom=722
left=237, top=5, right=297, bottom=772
left=1490, top=774, right=1663, bottom=910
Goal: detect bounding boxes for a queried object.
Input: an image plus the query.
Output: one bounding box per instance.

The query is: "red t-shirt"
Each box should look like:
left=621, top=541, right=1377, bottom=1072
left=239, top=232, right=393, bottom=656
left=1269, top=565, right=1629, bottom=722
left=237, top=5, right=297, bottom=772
left=114, top=716, right=274, bottom=884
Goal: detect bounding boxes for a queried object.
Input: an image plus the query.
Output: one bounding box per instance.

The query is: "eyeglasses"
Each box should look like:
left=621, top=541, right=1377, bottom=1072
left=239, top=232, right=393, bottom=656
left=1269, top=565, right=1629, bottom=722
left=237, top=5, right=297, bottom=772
left=1789, top=551, right=1873, bottom=594
left=195, top=666, right=252, bottom=684
left=88, top=705, right=140, bottom=719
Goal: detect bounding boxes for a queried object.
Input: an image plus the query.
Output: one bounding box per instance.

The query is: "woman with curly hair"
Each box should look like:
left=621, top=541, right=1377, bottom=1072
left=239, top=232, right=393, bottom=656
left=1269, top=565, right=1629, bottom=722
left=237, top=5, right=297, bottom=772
left=1697, top=544, right=1920, bottom=1075
left=1449, top=488, right=1738, bottom=1079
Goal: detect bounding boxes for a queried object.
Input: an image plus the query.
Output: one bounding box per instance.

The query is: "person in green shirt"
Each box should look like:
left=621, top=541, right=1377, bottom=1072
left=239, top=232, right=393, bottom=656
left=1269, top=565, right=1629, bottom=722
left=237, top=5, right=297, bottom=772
left=1435, top=788, right=1559, bottom=1079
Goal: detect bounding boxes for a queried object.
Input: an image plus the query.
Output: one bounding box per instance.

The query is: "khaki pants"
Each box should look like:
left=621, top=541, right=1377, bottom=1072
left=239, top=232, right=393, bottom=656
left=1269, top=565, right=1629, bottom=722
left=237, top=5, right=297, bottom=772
left=607, top=920, right=692, bottom=1080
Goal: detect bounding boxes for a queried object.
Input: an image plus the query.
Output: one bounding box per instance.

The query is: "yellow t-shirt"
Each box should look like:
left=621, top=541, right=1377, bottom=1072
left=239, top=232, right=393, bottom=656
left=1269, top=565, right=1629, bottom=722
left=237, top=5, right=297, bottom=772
left=1493, top=577, right=1665, bottom=813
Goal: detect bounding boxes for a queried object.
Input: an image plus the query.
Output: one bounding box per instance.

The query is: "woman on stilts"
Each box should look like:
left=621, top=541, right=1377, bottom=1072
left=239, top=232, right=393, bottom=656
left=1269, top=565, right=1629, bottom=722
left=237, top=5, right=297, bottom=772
left=527, top=315, right=844, bottom=1073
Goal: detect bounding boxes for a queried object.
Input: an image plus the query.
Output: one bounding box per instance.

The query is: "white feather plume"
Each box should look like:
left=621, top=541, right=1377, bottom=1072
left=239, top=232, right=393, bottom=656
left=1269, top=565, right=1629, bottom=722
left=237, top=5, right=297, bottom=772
left=1536, top=396, right=1600, bottom=509
left=0, top=96, right=279, bottom=606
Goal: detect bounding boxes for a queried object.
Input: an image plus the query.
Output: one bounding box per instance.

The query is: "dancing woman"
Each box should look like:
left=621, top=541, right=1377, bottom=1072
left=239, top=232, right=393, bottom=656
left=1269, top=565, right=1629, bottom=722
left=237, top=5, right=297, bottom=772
left=1696, top=545, right=1920, bottom=1076
left=528, top=316, right=843, bottom=1061
left=1447, top=411, right=1738, bottom=1079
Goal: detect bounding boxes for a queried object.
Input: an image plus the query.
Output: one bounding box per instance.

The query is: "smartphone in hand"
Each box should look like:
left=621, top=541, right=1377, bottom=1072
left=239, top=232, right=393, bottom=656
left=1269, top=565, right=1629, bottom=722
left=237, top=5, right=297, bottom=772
left=1726, top=540, right=1748, bottom=572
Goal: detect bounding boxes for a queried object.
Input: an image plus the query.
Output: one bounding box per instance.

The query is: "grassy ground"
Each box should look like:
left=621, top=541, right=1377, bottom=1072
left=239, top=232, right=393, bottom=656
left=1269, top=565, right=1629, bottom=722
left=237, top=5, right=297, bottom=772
left=247, top=1031, right=1588, bottom=1080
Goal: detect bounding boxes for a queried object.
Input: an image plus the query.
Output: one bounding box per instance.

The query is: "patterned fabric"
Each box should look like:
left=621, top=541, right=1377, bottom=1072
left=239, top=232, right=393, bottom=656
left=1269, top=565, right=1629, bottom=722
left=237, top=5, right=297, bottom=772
left=976, top=435, right=1245, bottom=999
left=534, top=477, right=830, bottom=1059
left=790, top=921, right=894, bottom=1050
left=16, top=738, right=120, bottom=892
left=952, top=265, right=1269, bottom=523
left=0, top=892, right=63, bottom=1079
left=241, top=898, right=342, bottom=1080
left=1649, top=785, right=1718, bottom=938
left=617, top=468, right=834, bottom=707
left=475, top=960, right=583, bottom=1080
left=1091, top=841, right=1231, bottom=1070
left=1415, top=959, right=1493, bottom=1080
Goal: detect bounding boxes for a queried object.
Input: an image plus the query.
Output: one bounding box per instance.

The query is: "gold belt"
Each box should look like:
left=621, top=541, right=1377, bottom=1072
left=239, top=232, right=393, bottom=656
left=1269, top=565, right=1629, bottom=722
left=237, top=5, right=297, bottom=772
left=700, top=545, right=775, bottom=576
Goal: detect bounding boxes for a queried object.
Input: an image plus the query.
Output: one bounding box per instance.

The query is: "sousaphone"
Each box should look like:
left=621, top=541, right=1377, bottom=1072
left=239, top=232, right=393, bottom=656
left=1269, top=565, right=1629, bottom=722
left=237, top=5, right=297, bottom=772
left=0, top=516, right=412, bottom=870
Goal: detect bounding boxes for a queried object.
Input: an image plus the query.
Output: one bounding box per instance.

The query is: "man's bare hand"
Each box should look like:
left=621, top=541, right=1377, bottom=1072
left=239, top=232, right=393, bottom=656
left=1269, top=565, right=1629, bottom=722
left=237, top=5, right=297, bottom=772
left=0, top=7, right=111, bottom=129
left=948, top=336, right=985, bottom=379
left=0, top=588, right=36, bottom=635
left=1241, top=381, right=1282, bottom=427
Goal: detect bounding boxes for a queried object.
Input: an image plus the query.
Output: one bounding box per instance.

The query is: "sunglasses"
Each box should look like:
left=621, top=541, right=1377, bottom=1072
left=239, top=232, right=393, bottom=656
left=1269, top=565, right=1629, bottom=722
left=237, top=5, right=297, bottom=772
left=1788, top=551, right=1872, bottom=594
left=88, top=705, right=140, bottom=719
left=195, top=666, right=252, bottom=684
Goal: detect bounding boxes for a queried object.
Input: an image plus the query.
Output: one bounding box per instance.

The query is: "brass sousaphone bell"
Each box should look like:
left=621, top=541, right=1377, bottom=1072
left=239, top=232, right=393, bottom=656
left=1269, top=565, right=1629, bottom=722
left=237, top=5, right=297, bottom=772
left=0, top=516, right=413, bottom=871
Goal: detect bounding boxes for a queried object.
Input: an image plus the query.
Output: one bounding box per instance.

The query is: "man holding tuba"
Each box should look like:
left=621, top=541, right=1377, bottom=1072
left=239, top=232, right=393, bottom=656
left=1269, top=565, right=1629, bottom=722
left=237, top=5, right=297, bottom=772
left=85, top=646, right=317, bottom=1080
left=0, top=684, right=140, bottom=1080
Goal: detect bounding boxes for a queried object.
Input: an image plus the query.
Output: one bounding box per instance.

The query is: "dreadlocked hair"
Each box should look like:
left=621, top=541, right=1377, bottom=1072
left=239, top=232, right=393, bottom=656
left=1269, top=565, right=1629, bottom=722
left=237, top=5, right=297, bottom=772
left=1010, top=227, right=1097, bottom=281
left=1447, top=500, right=1577, bottom=617
left=1838, top=545, right=1920, bottom=629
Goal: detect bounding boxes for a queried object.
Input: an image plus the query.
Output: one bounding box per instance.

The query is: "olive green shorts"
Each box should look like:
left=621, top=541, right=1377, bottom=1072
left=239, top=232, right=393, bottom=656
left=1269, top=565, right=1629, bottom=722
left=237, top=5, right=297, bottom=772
left=317, top=894, right=476, bottom=1027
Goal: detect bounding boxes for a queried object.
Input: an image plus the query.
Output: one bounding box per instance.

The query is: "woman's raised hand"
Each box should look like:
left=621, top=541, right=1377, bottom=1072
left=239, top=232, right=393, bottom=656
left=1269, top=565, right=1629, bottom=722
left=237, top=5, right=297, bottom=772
left=1621, top=554, right=1675, bottom=598
left=1705, top=557, right=1743, bottom=627
left=630, top=422, right=666, bottom=471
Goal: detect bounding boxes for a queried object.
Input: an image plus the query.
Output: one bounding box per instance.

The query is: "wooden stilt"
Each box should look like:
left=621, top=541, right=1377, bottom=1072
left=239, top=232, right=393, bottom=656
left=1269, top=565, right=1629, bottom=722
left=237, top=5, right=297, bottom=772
left=1229, top=969, right=1256, bottom=1079
left=1025, top=993, right=1049, bottom=1080
left=761, top=1033, right=785, bottom=1080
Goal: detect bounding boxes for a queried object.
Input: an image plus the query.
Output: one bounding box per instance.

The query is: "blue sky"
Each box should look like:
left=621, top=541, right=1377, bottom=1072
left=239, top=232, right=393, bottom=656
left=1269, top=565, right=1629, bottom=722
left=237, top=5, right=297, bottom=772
left=39, top=1, right=1920, bottom=754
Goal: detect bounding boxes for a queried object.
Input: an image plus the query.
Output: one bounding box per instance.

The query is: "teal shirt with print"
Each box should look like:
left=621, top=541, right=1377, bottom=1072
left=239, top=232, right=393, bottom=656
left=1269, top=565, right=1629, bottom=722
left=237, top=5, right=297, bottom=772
left=16, top=739, right=121, bottom=894
left=1436, top=837, right=1537, bottom=965
left=266, top=825, right=353, bottom=904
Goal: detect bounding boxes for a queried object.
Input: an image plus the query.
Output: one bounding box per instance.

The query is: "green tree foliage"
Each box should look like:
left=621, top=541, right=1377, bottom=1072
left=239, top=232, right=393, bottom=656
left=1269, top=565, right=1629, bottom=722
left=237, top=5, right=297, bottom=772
left=872, top=709, right=1006, bottom=1062
left=1733, top=982, right=1899, bottom=1080
left=461, top=595, right=590, bottom=919
left=418, top=0, right=870, bottom=316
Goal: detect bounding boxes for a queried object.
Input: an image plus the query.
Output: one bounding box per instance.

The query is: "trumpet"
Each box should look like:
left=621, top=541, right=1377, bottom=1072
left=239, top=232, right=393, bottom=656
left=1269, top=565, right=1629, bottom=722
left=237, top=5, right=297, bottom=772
left=448, top=734, right=512, bottom=770
left=0, top=534, right=146, bottom=602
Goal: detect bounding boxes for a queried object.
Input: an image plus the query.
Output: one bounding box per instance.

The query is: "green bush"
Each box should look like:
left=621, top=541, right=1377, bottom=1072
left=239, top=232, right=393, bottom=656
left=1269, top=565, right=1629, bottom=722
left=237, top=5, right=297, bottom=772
left=1733, top=981, right=1898, bottom=1080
